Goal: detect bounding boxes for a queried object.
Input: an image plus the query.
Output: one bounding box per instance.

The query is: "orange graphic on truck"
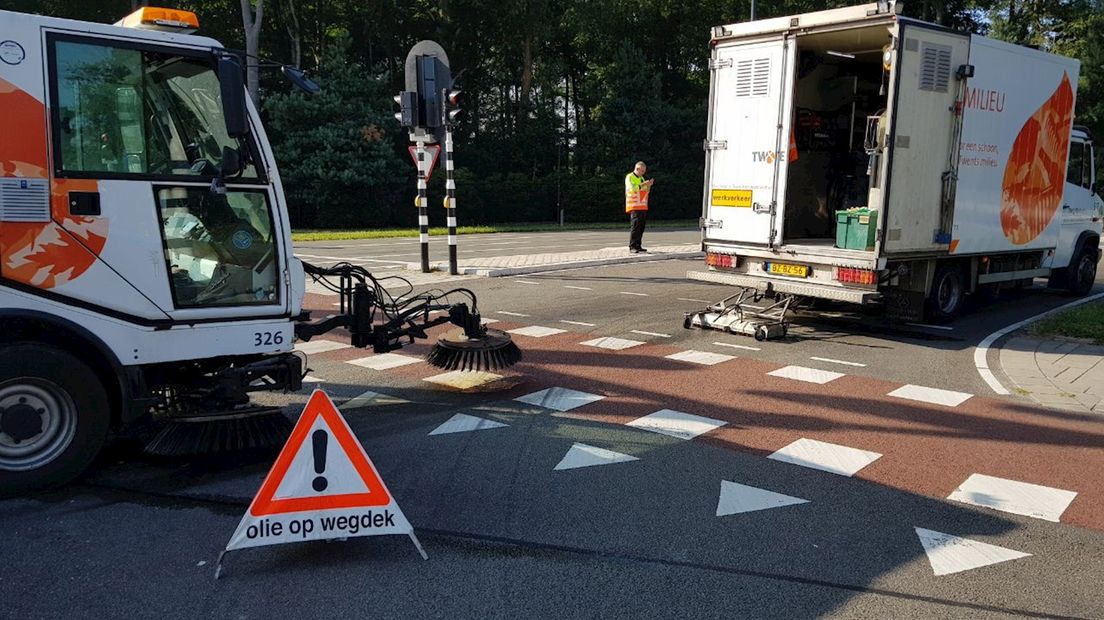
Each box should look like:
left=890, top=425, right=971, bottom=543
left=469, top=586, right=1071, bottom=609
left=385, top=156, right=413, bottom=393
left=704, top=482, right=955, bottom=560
left=999, top=73, right=1074, bottom=245
left=0, top=77, right=107, bottom=289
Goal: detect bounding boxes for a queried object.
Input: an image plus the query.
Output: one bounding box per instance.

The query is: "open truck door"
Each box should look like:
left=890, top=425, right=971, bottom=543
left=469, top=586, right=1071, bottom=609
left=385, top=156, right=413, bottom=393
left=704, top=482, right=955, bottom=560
left=703, top=36, right=796, bottom=248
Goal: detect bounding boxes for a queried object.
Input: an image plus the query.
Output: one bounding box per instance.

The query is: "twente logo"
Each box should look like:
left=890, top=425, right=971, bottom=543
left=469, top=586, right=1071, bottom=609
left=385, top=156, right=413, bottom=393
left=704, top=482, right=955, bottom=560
left=752, top=151, right=785, bottom=164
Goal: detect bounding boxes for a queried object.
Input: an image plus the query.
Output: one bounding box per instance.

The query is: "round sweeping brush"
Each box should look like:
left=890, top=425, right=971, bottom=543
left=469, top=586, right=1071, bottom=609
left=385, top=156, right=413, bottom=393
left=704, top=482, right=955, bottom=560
left=426, top=328, right=522, bottom=371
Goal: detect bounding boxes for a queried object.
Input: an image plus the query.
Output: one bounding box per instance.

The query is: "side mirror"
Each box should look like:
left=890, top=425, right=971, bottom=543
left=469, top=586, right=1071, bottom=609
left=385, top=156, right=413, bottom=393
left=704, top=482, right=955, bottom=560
left=281, top=66, right=321, bottom=94
left=218, top=55, right=249, bottom=138
left=219, top=145, right=241, bottom=177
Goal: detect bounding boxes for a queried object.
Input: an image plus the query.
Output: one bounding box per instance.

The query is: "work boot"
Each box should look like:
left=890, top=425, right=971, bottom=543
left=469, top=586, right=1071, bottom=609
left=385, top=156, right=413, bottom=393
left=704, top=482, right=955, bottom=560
left=637, top=248, right=648, bottom=253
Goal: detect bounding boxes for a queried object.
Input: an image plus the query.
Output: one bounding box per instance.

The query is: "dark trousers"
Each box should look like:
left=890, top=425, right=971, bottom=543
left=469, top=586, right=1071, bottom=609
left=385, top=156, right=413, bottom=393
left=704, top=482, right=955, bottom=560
left=629, top=210, right=647, bottom=249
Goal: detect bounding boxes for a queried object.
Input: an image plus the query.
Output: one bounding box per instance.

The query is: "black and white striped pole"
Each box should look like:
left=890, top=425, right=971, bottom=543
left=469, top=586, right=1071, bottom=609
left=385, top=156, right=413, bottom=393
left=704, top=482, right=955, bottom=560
left=416, top=141, right=431, bottom=273
left=444, top=129, right=458, bottom=275
left=443, top=87, right=461, bottom=276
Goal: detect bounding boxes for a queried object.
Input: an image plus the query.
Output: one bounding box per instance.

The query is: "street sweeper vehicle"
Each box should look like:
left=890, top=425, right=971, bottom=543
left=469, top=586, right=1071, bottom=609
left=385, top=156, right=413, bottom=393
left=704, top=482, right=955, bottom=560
left=688, top=1, right=1102, bottom=339
left=0, top=7, right=520, bottom=494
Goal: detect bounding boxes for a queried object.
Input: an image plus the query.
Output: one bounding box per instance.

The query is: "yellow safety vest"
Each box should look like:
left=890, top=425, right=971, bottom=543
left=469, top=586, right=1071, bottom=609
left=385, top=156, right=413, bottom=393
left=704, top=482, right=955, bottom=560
left=625, top=172, right=649, bottom=212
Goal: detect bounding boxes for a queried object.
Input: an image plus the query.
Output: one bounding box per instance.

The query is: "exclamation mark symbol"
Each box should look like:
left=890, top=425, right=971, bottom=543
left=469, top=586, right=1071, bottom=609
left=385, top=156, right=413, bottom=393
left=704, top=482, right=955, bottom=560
left=312, top=429, right=328, bottom=492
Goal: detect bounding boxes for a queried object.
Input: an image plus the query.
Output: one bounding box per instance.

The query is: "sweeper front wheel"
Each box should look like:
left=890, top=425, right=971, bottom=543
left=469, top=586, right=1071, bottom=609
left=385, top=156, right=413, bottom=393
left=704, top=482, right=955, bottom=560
left=0, top=344, right=110, bottom=497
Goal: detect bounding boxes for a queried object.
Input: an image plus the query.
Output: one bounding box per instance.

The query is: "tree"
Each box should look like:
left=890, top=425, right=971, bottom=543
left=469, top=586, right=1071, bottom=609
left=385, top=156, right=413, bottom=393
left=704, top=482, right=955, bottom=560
left=239, top=0, right=264, bottom=104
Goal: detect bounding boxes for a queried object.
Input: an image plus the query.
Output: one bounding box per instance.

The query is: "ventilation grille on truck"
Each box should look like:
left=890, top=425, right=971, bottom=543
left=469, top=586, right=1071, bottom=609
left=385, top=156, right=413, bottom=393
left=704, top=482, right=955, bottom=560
left=735, top=57, right=771, bottom=98
left=918, top=43, right=952, bottom=93
left=0, top=178, right=50, bottom=223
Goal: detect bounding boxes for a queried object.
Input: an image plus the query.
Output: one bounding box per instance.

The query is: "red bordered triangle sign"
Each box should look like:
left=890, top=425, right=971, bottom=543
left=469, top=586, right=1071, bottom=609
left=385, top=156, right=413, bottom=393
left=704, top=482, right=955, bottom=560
left=221, top=390, right=426, bottom=562
left=408, top=144, right=441, bottom=183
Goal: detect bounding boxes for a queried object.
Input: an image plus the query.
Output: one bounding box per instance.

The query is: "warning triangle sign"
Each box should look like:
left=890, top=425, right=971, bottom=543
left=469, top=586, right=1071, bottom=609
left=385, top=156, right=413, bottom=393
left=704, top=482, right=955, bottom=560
left=408, top=144, right=441, bottom=183
left=223, top=391, right=425, bottom=558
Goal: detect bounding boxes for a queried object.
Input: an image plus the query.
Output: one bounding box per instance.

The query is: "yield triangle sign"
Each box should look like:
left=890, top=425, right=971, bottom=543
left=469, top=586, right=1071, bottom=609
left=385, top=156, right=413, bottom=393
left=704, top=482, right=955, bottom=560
left=222, top=390, right=426, bottom=562
left=408, top=144, right=441, bottom=183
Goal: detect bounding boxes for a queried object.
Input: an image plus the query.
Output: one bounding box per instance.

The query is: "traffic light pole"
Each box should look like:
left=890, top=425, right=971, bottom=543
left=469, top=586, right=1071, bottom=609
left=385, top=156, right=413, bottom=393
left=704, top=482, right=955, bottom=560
left=444, top=125, right=458, bottom=276
left=416, top=140, right=430, bottom=273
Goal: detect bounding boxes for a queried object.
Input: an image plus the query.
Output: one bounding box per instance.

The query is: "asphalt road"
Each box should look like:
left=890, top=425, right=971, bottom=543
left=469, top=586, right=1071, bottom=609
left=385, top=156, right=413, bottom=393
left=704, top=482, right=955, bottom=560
left=3, top=230, right=1103, bottom=619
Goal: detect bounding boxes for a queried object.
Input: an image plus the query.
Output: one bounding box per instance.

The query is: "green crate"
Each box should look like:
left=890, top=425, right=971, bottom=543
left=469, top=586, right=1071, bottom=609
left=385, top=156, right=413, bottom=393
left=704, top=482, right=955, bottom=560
left=846, top=210, right=877, bottom=250
left=835, top=211, right=850, bottom=249
left=834, top=208, right=878, bottom=251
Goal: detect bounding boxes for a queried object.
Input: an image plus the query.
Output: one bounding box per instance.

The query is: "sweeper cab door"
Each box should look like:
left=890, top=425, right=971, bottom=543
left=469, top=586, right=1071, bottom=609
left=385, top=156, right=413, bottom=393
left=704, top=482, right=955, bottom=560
left=42, top=31, right=290, bottom=326
left=703, top=36, right=796, bottom=248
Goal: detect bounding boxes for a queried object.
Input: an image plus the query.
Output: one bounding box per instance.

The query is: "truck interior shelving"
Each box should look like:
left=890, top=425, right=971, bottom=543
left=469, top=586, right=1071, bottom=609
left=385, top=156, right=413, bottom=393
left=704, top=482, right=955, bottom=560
left=782, top=25, right=892, bottom=254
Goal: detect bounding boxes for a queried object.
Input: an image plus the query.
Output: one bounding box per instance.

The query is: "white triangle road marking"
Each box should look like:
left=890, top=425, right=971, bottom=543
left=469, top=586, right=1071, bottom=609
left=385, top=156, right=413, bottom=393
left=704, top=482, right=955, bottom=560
left=428, top=413, right=508, bottom=436
left=914, top=527, right=1031, bottom=576
left=554, top=443, right=639, bottom=471
left=716, top=481, right=810, bottom=516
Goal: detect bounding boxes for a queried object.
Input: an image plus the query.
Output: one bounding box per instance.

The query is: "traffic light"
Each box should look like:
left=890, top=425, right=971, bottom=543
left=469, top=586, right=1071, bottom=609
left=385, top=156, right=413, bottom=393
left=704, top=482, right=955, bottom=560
left=446, top=88, right=462, bottom=123
left=417, top=55, right=446, bottom=129
left=393, top=91, right=417, bottom=128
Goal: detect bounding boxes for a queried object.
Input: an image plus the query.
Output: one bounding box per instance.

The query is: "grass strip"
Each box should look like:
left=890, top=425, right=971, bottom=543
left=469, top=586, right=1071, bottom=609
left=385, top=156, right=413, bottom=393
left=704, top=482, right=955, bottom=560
left=1029, top=301, right=1104, bottom=344
left=292, top=219, right=697, bottom=242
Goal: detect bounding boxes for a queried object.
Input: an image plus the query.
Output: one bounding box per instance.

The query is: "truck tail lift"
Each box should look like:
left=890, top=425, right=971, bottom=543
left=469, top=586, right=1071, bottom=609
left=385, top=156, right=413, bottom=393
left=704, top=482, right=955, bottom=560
left=683, top=284, right=796, bottom=341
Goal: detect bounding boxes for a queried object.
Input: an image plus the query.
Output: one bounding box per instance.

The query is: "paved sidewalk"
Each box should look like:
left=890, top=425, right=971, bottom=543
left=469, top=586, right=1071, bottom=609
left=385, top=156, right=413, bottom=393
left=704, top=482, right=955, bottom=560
left=999, top=335, right=1104, bottom=413
left=405, top=244, right=702, bottom=277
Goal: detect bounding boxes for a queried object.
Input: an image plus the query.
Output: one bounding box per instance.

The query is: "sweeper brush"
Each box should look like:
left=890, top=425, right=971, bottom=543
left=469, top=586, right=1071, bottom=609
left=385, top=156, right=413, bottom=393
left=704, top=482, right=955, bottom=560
left=145, top=408, right=294, bottom=457
left=426, top=328, right=522, bottom=371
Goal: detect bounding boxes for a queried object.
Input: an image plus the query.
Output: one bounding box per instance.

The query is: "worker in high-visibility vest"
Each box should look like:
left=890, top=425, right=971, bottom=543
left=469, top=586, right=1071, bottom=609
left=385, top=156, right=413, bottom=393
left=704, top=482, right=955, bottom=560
left=625, top=161, right=654, bottom=253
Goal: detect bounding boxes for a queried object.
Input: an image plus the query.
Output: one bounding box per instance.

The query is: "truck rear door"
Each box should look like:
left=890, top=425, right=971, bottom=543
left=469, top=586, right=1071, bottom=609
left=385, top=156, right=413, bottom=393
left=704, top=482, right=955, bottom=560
left=703, top=37, right=796, bottom=247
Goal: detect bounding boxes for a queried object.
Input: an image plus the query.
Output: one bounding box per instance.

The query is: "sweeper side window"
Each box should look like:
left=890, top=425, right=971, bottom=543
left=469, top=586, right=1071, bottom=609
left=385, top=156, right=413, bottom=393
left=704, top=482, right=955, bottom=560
left=50, top=37, right=258, bottom=180
left=782, top=27, right=892, bottom=248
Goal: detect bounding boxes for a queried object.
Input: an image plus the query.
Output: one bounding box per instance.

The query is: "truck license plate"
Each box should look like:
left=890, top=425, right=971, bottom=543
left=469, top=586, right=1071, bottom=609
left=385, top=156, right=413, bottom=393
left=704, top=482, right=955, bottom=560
left=766, top=262, right=809, bottom=278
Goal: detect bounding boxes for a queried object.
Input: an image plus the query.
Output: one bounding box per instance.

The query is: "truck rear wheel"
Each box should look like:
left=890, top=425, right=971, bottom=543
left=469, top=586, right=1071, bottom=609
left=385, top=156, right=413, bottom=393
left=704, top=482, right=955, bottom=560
left=1065, top=245, right=1099, bottom=297
left=925, top=264, right=965, bottom=323
left=0, top=345, right=110, bottom=497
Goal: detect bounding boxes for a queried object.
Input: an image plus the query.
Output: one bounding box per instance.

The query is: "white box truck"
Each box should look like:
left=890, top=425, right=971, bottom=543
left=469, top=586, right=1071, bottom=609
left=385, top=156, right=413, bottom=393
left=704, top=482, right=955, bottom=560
left=689, top=1, right=1102, bottom=334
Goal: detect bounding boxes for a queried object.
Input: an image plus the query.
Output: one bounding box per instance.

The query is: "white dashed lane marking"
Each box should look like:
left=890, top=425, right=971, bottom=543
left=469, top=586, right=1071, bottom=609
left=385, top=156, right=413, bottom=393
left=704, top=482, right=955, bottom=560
left=294, top=339, right=352, bottom=355
left=508, top=325, right=568, bottom=338
left=346, top=353, right=422, bottom=370
left=768, top=438, right=882, bottom=477
left=712, top=341, right=760, bottom=351
left=619, top=291, right=649, bottom=297
left=626, top=409, right=727, bottom=440
left=423, top=371, right=503, bottom=390
left=428, top=413, right=508, bottom=436
left=496, top=311, right=530, bottom=317
left=809, top=356, right=867, bottom=368
left=914, top=527, right=1031, bottom=576
left=767, top=365, right=845, bottom=384
left=678, top=298, right=713, bottom=304
left=630, top=330, right=671, bottom=338
left=554, top=443, right=639, bottom=471
left=907, top=322, right=955, bottom=331
left=947, top=474, right=1077, bottom=522
left=580, top=337, right=645, bottom=350
left=515, top=387, right=604, bottom=412
left=888, top=384, right=973, bottom=407
left=561, top=320, right=597, bottom=327
left=665, top=350, right=735, bottom=366
left=564, top=285, right=593, bottom=291
left=716, top=481, right=810, bottom=516
left=515, top=280, right=540, bottom=285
